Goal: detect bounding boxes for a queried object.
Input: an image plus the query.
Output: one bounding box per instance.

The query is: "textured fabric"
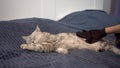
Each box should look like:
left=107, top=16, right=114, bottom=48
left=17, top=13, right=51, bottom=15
left=59, top=10, right=120, bottom=42
left=59, top=10, right=120, bottom=30
left=0, top=10, right=120, bottom=68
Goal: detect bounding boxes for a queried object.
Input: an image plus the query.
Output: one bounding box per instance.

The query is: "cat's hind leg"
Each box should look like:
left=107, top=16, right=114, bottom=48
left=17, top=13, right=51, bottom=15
left=105, top=45, right=120, bottom=55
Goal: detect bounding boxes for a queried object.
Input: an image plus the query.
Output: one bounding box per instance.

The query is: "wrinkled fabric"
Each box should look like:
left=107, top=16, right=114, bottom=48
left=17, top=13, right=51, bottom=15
left=59, top=10, right=120, bottom=42
left=0, top=10, right=120, bottom=68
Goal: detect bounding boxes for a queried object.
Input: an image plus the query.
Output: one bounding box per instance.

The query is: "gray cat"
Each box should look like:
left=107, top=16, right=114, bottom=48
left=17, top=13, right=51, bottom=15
left=20, top=26, right=120, bottom=55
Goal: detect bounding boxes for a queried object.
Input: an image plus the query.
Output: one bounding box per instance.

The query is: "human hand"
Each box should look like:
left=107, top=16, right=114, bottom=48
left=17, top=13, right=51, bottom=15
left=76, top=29, right=107, bottom=43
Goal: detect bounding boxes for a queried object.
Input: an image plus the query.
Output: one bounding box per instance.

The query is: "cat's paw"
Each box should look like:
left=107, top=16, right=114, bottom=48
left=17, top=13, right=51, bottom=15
left=20, top=44, right=28, bottom=49
left=56, top=48, right=69, bottom=54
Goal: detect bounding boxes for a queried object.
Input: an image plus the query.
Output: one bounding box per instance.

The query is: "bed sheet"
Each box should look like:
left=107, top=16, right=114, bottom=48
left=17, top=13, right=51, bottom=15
left=59, top=10, right=120, bottom=42
left=0, top=11, right=120, bottom=68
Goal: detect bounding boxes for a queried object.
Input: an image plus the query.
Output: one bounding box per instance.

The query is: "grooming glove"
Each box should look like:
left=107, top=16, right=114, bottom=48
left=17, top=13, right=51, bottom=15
left=76, top=29, right=107, bottom=43
left=115, top=33, right=120, bottom=48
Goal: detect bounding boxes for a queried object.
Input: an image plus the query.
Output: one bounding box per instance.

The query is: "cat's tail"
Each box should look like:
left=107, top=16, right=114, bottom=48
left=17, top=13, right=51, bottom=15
left=106, top=44, right=120, bottom=55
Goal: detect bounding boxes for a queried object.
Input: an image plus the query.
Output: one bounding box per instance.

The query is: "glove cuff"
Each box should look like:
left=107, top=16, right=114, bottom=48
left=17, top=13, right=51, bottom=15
left=101, top=28, right=107, bottom=36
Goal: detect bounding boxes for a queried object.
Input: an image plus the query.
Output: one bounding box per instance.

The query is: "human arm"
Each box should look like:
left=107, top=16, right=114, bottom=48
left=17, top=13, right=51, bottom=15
left=105, top=24, right=120, bottom=34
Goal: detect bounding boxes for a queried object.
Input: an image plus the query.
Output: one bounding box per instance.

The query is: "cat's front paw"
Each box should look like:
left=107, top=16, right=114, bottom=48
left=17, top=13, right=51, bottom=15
left=56, top=48, right=69, bottom=54
left=20, top=44, right=28, bottom=49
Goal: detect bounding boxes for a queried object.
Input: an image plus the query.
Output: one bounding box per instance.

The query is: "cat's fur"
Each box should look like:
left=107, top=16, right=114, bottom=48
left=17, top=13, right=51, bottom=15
left=20, top=26, right=120, bottom=55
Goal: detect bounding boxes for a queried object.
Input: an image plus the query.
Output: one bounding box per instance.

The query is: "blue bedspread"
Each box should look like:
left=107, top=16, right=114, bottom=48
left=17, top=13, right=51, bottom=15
left=0, top=10, right=120, bottom=68
left=59, top=10, right=120, bottom=41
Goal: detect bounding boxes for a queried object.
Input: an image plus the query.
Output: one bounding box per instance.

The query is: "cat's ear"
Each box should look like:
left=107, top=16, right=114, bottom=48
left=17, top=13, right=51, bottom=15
left=35, top=25, right=41, bottom=32
left=22, top=36, right=29, bottom=40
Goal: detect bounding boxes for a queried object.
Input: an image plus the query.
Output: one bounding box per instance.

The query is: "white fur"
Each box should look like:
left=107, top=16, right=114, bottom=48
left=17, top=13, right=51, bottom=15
left=20, top=26, right=120, bottom=55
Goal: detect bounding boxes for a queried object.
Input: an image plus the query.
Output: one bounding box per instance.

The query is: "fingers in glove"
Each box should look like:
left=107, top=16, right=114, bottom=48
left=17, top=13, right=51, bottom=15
left=76, top=30, right=90, bottom=38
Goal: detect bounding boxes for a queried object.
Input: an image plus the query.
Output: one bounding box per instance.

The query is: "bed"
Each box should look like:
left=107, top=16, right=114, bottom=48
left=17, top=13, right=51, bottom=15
left=0, top=10, right=120, bottom=68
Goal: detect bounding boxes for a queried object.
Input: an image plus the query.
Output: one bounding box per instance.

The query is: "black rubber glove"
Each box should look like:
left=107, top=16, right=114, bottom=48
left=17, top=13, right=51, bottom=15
left=115, top=33, right=120, bottom=48
left=76, top=29, right=107, bottom=43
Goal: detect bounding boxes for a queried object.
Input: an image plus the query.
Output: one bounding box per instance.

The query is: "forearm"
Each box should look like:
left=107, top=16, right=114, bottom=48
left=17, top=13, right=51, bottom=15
left=105, top=24, right=120, bottom=34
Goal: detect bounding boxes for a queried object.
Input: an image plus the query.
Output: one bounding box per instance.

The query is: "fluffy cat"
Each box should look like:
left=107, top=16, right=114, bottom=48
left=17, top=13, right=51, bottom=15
left=20, top=26, right=120, bottom=55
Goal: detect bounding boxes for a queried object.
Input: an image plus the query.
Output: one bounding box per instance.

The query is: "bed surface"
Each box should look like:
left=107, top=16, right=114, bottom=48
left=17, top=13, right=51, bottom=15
left=0, top=10, right=120, bottom=68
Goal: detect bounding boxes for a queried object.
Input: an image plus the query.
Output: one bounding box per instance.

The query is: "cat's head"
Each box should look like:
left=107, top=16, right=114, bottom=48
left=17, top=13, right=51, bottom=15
left=22, top=25, right=42, bottom=44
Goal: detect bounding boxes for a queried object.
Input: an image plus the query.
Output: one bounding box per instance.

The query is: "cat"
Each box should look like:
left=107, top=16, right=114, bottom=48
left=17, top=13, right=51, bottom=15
left=20, top=25, right=120, bottom=55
